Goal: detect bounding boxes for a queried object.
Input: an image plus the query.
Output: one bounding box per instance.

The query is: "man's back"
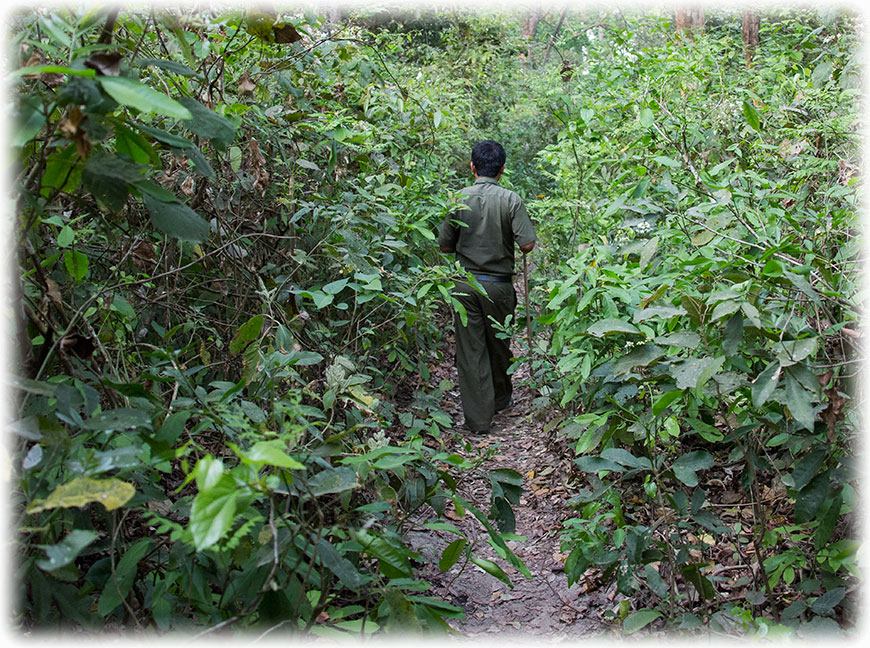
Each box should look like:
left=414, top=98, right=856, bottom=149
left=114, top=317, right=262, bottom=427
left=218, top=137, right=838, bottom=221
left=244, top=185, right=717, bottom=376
left=439, top=176, right=535, bottom=277
left=437, top=140, right=536, bottom=433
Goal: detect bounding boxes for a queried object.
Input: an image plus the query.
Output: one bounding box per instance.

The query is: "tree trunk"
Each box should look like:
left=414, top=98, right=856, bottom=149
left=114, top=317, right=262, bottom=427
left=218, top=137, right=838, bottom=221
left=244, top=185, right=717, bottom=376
left=521, top=3, right=543, bottom=64
left=543, top=8, right=568, bottom=65
left=674, top=7, right=705, bottom=41
left=742, top=10, right=761, bottom=66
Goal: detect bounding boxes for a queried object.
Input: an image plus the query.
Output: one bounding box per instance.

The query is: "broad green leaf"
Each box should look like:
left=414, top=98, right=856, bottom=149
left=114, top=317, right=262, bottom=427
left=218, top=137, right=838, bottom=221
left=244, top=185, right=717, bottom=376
left=654, top=332, right=700, bottom=349
left=42, top=145, right=82, bottom=196
left=633, top=305, right=685, bottom=322
left=134, top=57, right=198, bottom=76
left=811, top=587, right=845, bottom=617
left=97, top=539, right=151, bottom=617
left=243, top=439, right=305, bottom=470
left=612, top=344, right=665, bottom=377
left=575, top=456, right=624, bottom=473
left=652, top=389, right=684, bottom=416
left=784, top=372, right=816, bottom=431
left=639, top=107, right=654, bottom=128
left=623, top=609, right=662, bottom=635
left=297, top=159, right=320, bottom=171
left=12, top=64, right=96, bottom=78
left=155, top=410, right=191, bottom=444
left=439, top=538, right=467, bottom=572
left=811, top=61, right=834, bottom=88
left=178, top=97, right=236, bottom=150
left=722, top=312, right=743, bottom=356
left=492, top=496, right=516, bottom=533
left=691, top=229, right=716, bottom=247
left=471, top=557, right=513, bottom=587
left=762, top=258, right=785, bottom=277
left=743, top=99, right=761, bottom=131
left=306, top=466, right=359, bottom=497
left=114, top=124, right=159, bottom=165
left=36, top=529, right=98, bottom=571
left=86, top=151, right=148, bottom=182
left=688, top=417, right=724, bottom=442
left=670, top=357, right=723, bottom=390
left=98, top=76, right=193, bottom=119
left=323, top=278, right=349, bottom=295
left=653, top=155, right=681, bottom=168
left=229, top=314, right=264, bottom=353
left=143, top=194, right=210, bottom=242
left=317, top=538, right=364, bottom=590
left=310, top=290, right=334, bottom=309
left=639, top=236, right=659, bottom=268
left=490, top=467, right=524, bottom=487
left=644, top=565, right=668, bottom=598
left=134, top=122, right=194, bottom=149
left=710, top=300, right=740, bottom=322
left=794, top=473, right=829, bottom=524
left=84, top=408, right=152, bottom=431
left=14, top=95, right=46, bottom=147
left=682, top=564, right=716, bottom=599
left=194, top=456, right=225, bottom=491
left=752, top=361, right=781, bottom=408
left=134, top=179, right=181, bottom=203
left=671, top=450, right=714, bottom=487
left=64, top=249, right=88, bottom=281
left=587, top=318, right=642, bottom=337
left=189, top=474, right=239, bottom=550
left=773, top=338, right=818, bottom=368
left=355, top=530, right=413, bottom=578
left=791, top=448, right=827, bottom=491
left=600, top=447, right=651, bottom=470
left=785, top=270, right=821, bottom=305
left=382, top=589, right=420, bottom=632
left=27, top=477, right=136, bottom=513
left=698, top=356, right=726, bottom=389
left=83, top=167, right=130, bottom=212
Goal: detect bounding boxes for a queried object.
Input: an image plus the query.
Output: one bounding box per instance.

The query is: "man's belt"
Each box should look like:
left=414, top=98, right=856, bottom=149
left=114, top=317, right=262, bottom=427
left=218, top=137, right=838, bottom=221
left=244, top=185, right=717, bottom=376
left=473, top=274, right=512, bottom=283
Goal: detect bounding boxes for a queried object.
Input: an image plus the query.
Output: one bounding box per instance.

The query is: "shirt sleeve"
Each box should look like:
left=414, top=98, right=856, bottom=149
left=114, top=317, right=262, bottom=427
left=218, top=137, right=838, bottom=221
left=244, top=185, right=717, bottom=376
left=511, top=197, right=536, bottom=248
left=438, top=215, right=459, bottom=250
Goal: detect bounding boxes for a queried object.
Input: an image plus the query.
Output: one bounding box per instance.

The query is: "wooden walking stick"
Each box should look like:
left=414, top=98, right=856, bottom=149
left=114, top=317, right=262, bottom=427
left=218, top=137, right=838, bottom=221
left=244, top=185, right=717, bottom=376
left=523, top=251, right=532, bottom=364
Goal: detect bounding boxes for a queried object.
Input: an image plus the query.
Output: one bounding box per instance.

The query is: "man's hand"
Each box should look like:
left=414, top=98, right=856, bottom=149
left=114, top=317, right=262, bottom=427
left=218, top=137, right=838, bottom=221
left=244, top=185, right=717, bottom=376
left=519, top=241, right=535, bottom=254
left=439, top=245, right=455, bottom=253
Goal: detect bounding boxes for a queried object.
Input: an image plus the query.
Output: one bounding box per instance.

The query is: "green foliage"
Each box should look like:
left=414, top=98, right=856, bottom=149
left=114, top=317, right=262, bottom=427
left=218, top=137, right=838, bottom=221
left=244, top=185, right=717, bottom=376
left=519, top=7, right=861, bottom=637
left=10, top=5, right=530, bottom=636
left=9, top=4, right=861, bottom=639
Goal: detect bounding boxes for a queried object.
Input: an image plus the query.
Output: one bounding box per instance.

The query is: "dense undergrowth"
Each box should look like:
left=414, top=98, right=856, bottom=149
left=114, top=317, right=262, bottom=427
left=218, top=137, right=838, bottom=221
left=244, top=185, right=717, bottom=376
left=7, top=4, right=863, bottom=639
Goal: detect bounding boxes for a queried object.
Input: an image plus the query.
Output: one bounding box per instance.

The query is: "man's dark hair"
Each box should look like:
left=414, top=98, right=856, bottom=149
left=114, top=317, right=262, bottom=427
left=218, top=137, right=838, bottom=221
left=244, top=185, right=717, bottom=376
left=472, top=140, right=506, bottom=178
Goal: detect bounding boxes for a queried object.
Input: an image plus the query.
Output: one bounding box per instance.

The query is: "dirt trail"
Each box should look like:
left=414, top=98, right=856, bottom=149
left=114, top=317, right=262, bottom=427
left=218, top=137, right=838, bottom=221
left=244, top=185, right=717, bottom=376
left=408, top=353, right=613, bottom=641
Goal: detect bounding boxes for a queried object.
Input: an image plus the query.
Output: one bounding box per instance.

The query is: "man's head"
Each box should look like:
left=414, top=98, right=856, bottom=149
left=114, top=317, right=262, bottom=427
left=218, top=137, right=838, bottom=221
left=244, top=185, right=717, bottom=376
left=471, top=140, right=506, bottom=178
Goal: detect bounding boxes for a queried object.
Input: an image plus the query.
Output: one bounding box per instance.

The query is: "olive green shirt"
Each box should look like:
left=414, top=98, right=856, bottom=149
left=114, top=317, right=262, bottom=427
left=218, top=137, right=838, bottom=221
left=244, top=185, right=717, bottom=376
left=438, top=177, right=536, bottom=276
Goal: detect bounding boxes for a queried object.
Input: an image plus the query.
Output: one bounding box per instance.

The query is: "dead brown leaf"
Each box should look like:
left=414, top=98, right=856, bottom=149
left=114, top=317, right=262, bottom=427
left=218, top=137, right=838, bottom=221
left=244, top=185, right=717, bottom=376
left=238, top=72, right=256, bottom=95
left=45, top=278, right=64, bottom=311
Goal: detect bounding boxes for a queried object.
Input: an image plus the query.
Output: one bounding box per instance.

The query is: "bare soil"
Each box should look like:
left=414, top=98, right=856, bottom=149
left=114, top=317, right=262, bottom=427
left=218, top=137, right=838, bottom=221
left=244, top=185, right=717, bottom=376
left=407, top=354, right=615, bottom=642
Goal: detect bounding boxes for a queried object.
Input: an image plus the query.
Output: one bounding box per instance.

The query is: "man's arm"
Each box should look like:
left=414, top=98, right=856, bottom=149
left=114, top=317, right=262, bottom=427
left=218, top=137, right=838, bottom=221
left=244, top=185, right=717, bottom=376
left=440, top=245, right=455, bottom=253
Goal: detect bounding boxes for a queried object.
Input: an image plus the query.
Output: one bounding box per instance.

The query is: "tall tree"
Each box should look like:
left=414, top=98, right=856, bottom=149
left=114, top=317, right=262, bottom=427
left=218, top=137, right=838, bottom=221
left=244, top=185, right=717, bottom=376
left=674, top=6, right=705, bottom=40
left=520, top=2, right=543, bottom=63
left=742, top=10, right=761, bottom=66
left=544, top=8, right=568, bottom=64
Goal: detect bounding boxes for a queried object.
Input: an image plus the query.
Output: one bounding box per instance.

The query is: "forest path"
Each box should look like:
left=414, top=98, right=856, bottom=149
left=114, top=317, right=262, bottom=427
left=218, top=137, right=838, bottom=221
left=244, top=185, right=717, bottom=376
left=407, top=282, right=613, bottom=641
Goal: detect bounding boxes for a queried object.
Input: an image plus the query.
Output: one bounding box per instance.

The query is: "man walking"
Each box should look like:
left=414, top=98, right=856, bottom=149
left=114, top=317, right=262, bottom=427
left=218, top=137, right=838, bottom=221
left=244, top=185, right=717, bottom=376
left=438, top=141, right=536, bottom=433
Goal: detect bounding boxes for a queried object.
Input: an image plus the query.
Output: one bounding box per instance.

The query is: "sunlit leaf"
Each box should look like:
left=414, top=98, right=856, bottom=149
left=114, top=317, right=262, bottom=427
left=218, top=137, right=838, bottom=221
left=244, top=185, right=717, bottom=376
left=27, top=477, right=136, bottom=513
left=98, top=76, right=192, bottom=119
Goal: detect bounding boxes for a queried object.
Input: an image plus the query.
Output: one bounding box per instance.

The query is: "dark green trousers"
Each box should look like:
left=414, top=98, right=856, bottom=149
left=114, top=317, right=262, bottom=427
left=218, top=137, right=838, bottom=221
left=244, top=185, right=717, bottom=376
left=452, top=281, right=517, bottom=431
